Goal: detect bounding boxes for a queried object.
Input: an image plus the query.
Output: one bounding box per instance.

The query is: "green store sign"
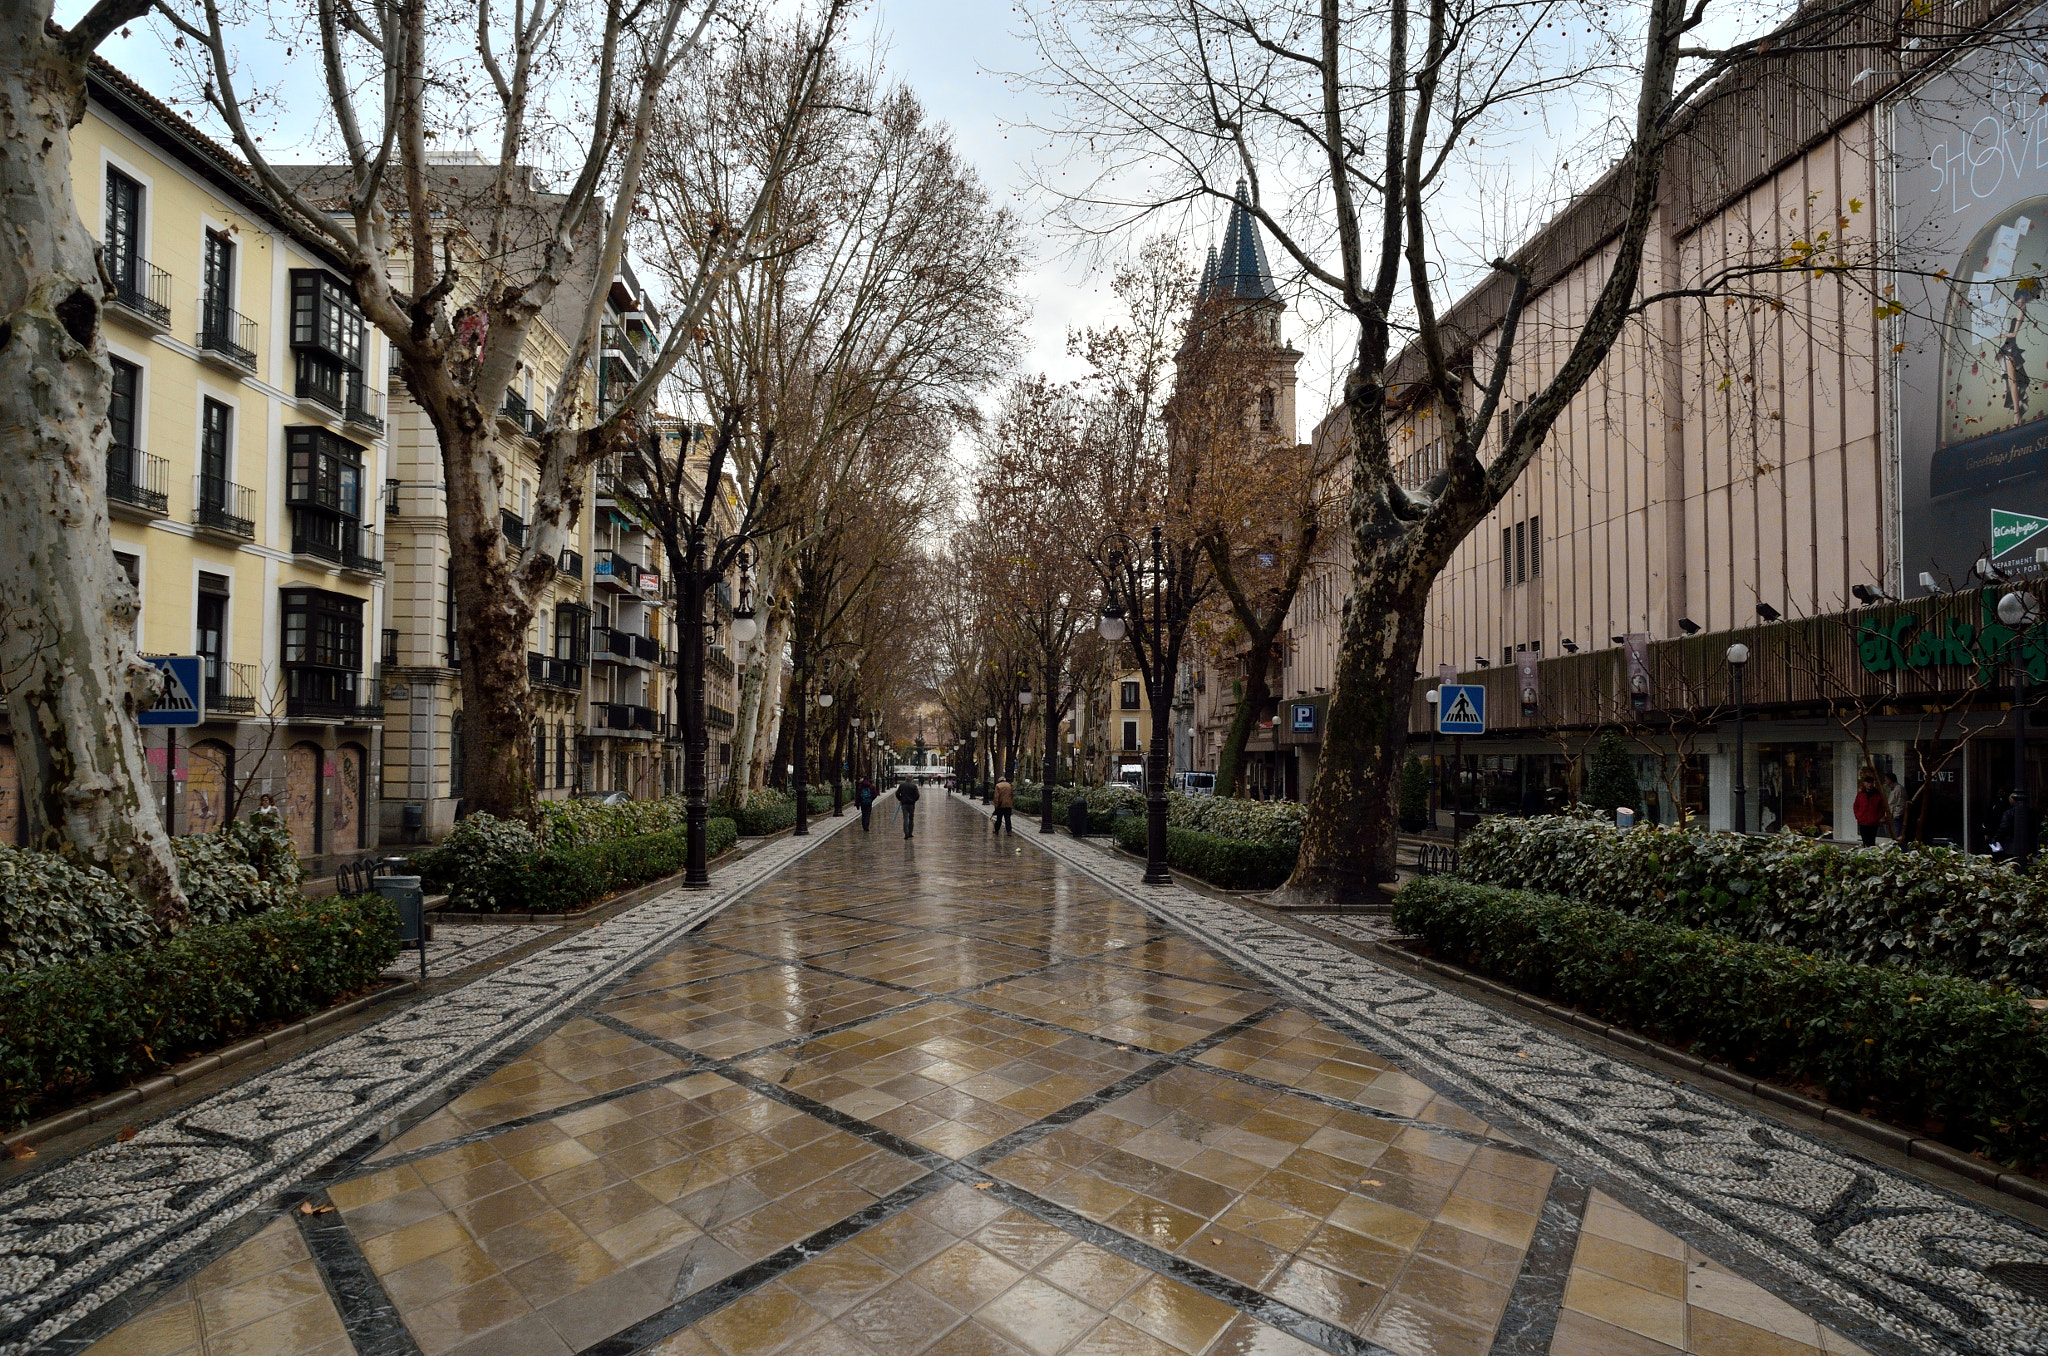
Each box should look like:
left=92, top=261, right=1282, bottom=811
left=1858, top=587, right=2048, bottom=681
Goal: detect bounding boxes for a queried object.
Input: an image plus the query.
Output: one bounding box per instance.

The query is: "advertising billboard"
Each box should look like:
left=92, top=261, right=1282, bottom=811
left=1892, top=32, right=2048, bottom=592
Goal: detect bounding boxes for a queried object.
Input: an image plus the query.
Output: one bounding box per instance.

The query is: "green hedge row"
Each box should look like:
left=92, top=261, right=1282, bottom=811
left=0, top=894, right=400, bottom=1126
left=1395, top=876, right=2048, bottom=1167
left=462, top=819, right=738, bottom=914
left=726, top=800, right=797, bottom=835
left=1112, top=816, right=1298, bottom=890
left=1457, top=813, right=2048, bottom=991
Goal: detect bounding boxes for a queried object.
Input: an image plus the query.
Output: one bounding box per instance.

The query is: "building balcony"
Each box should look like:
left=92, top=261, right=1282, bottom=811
left=106, top=445, right=168, bottom=519
left=602, top=323, right=649, bottom=381
left=558, top=549, right=584, bottom=580
left=501, top=510, right=526, bottom=549
left=207, top=661, right=258, bottom=716
left=529, top=652, right=586, bottom=692
left=591, top=625, right=660, bottom=667
left=192, top=475, right=256, bottom=541
left=707, top=646, right=735, bottom=679
left=286, top=692, right=382, bottom=722
left=196, top=301, right=259, bottom=373
left=707, top=704, right=735, bottom=731
left=592, top=549, right=641, bottom=593
left=345, top=383, right=385, bottom=435
left=108, top=260, right=172, bottom=331
left=291, top=515, right=383, bottom=575
left=589, top=702, right=659, bottom=736
left=499, top=390, right=542, bottom=440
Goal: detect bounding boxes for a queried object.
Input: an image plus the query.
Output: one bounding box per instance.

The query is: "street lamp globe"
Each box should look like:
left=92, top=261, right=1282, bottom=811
left=1425, top=689, right=1439, bottom=706
left=818, top=690, right=834, bottom=708
left=1726, top=642, right=1750, bottom=666
left=1018, top=689, right=1034, bottom=709
left=850, top=716, right=861, bottom=730
left=2000, top=591, right=2040, bottom=628
left=985, top=715, right=998, bottom=729
left=730, top=612, right=758, bottom=644
left=1098, top=605, right=1127, bottom=642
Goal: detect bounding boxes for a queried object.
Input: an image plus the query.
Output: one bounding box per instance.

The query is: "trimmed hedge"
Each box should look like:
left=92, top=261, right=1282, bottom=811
left=1396, top=876, right=2048, bottom=1167
left=0, top=893, right=400, bottom=1126
left=726, top=798, right=798, bottom=836
left=458, top=819, right=738, bottom=914
left=1457, top=813, right=2048, bottom=992
left=1113, top=816, right=1298, bottom=890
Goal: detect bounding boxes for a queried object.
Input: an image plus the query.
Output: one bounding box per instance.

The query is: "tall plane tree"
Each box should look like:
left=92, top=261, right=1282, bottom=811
left=1024, top=0, right=1778, bottom=901
left=161, top=0, right=850, bottom=822
left=1, top=0, right=186, bottom=917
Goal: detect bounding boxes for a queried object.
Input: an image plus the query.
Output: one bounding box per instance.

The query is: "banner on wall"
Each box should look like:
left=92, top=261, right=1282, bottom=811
left=1892, top=28, right=2048, bottom=592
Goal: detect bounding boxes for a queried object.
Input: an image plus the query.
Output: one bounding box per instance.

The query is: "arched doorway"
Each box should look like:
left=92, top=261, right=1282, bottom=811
left=187, top=740, right=234, bottom=835
left=334, top=743, right=366, bottom=850
left=286, top=742, right=323, bottom=859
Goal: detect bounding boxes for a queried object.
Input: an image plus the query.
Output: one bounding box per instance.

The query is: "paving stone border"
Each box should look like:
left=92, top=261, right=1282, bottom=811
left=0, top=815, right=855, bottom=1356
left=970, top=795, right=2048, bottom=1356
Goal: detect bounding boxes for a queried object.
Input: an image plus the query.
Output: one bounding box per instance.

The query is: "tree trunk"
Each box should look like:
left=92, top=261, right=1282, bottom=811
left=1273, top=539, right=1431, bottom=907
left=1216, top=638, right=1277, bottom=798
left=749, top=604, right=790, bottom=790
left=0, top=12, right=186, bottom=923
left=412, top=372, right=537, bottom=822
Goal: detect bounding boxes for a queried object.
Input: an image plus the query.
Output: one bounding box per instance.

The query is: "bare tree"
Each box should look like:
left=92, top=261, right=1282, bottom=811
left=157, top=0, right=850, bottom=822
left=1, top=0, right=189, bottom=918
left=970, top=376, right=1100, bottom=817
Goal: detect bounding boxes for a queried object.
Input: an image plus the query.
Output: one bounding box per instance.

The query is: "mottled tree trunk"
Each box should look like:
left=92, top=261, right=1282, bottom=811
left=748, top=604, right=790, bottom=789
left=1216, top=638, right=1277, bottom=798
left=406, top=365, right=537, bottom=823
left=0, top=7, right=186, bottom=922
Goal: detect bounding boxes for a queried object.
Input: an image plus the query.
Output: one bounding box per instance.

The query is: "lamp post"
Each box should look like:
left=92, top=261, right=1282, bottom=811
left=817, top=688, right=836, bottom=815
left=850, top=716, right=862, bottom=782
left=2000, top=591, right=2040, bottom=861
left=1017, top=686, right=1035, bottom=786
left=1726, top=642, right=1749, bottom=833
left=1424, top=689, right=1440, bottom=833
left=983, top=715, right=998, bottom=802
left=678, top=536, right=759, bottom=888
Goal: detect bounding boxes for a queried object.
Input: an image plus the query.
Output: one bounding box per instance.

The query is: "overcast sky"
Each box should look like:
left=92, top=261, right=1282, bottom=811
left=66, top=0, right=1756, bottom=435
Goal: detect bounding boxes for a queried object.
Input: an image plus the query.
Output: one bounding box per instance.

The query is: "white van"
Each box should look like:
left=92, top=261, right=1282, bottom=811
left=1179, top=772, right=1216, bottom=796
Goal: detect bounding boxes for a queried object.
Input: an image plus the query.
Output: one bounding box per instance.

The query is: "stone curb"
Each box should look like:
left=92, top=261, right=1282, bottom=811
left=1382, top=944, right=2048, bottom=1212
left=1, top=980, right=420, bottom=1156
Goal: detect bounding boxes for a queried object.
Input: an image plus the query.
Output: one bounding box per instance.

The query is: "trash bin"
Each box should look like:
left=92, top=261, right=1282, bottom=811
left=376, top=875, right=427, bottom=979
left=1069, top=799, right=1092, bottom=837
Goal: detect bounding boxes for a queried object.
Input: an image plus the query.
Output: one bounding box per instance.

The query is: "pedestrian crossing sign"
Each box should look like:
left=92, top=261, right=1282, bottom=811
left=1437, top=684, right=1485, bottom=734
left=139, top=655, right=204, bottom=727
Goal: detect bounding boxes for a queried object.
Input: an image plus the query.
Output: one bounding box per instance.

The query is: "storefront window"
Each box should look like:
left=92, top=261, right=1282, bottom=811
left=1757, top=743, right=1834, bottom=836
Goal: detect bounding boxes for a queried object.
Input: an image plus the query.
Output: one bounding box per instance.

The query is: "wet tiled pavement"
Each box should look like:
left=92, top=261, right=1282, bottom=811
left=30, top=796, right=2048, bottom=1355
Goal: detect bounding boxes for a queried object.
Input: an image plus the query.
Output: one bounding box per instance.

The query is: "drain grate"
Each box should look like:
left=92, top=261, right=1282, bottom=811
left=1987, top=1261, right=2048, bottom=1301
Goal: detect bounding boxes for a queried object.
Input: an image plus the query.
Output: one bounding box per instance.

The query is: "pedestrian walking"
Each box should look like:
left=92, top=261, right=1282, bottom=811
left=1995, top=790, right=2034, bottom=864
left=896, top=778, right=920, bottom=839
left=1852, top=769, right=1887, bottom=847
left=856, top=776, right=876, bottom=832
left=1884, top=771, right=1907, bottom=840
left=992, top=777, right=1014, bottom=834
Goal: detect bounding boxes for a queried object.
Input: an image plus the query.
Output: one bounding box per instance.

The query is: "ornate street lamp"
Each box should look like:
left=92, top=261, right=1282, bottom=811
left=1727, top=642, right=1750, bottom=833
left=983, top=714, right=999, bottom=802
left=2000, top=591, right=2041, bottom=860
left=1094, top=527, right=1186, bottom=886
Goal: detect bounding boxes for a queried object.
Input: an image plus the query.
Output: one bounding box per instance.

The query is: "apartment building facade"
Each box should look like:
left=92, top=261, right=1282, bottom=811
left=1262, top=12, right=2048, bottom=850
left=25, top=61, right=392, bottom=868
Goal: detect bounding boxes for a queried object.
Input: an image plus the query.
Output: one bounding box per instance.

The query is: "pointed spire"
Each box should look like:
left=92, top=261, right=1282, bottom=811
left=1199, top=244, right=1220, bottom=301
left=1205, top=178, right=1280, bottom=305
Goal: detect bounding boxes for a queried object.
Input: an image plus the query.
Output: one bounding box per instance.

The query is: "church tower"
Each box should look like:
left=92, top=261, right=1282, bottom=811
left=1193, top=179, right=1303, bottom=443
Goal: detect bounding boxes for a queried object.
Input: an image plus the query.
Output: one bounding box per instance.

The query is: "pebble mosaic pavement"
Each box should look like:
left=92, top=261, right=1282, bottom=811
left=5, top=795, right=2045, bottom=1355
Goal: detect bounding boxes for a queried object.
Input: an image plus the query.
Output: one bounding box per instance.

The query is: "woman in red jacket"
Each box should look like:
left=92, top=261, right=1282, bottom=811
left=1852, top=769, right=1888, bottom=847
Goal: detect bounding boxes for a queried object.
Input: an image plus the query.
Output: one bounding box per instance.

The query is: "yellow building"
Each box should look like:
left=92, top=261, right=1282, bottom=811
left=43, top=60, right=391, bottom=870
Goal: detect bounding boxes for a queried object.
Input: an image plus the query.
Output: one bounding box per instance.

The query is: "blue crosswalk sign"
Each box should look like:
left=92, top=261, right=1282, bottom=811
left=1437, top=684, right=1485, bottom=734
left=139, top=655, right=204, bottom=727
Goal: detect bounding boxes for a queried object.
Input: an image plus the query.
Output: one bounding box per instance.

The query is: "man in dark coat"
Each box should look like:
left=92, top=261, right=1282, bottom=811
left=895, top=778, right=921, bottom=839
left=855, top=777, right=876, bottom=832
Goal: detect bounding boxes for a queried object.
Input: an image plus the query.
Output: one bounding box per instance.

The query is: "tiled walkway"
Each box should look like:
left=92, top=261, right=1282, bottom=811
left=22, top=796, right=2048, bottom=1355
